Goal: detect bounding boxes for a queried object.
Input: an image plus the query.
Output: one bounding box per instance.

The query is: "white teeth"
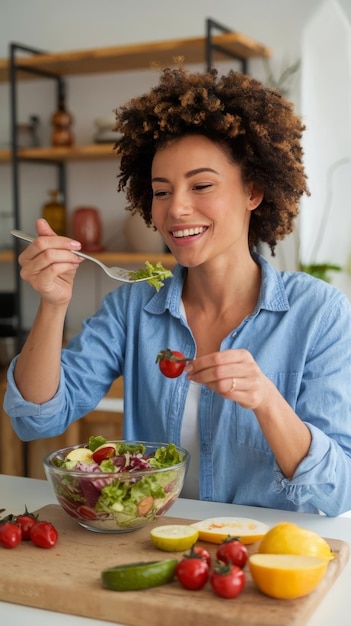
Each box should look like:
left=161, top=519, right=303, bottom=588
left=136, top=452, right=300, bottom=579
left=172, top=227, right=206, bottom=238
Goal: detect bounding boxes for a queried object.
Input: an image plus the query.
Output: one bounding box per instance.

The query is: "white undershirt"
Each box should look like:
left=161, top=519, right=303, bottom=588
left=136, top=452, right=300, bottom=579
left=179, top=300, right=201, bottom=499
left=180, top=381, right=201, bottom=499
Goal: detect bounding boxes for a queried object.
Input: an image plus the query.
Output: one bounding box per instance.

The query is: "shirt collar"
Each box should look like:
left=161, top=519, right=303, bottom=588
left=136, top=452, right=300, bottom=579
left=253, top=252, right=290, bottom=313
left=144, top=253, right=290, bottom=316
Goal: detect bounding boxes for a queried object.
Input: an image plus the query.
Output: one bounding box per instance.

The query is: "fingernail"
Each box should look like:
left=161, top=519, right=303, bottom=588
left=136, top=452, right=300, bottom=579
left=184, top=364, right=193, bottom=373
left=70, top=240, right=82, bottom=249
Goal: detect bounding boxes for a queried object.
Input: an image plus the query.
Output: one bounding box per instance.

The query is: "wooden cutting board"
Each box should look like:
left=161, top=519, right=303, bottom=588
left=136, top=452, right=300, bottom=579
left=0, top=505, right=349, bottom=626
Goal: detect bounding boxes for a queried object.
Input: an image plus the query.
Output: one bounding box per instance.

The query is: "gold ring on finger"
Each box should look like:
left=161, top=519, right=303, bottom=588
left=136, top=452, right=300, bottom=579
left=229, top=377, right=236, bottom=393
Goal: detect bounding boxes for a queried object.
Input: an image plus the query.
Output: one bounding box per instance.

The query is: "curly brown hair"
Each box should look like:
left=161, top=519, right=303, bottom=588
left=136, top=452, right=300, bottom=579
left=113, top=65, right=309, bottom=255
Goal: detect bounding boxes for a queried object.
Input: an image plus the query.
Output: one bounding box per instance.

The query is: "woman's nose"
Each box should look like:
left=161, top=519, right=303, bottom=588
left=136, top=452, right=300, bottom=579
left=168, top=191, right=193, bottom=217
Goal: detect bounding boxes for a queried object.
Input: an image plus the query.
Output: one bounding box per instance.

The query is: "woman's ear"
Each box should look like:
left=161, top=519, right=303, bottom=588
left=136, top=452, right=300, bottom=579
left=247, top=183, right=264, bottom=212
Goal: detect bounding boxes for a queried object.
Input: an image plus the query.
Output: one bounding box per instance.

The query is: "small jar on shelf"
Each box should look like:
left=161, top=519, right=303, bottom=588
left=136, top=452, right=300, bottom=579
left=42, top=190, right=66, bottom=236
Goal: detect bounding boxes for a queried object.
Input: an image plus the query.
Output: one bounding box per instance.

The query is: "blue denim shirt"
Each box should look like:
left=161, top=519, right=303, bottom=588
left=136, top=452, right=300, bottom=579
left=5, top=253, right=351, bottom=515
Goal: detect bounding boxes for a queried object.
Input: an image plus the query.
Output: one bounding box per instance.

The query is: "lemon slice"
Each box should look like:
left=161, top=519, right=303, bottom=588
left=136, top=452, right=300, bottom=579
left=191, top=517, right=270, bottom=545
left=101, top=559, right=178, bottom=591
left=249, top=554, right=328, bottom=599
left=150, top=524, right=199, bottom=551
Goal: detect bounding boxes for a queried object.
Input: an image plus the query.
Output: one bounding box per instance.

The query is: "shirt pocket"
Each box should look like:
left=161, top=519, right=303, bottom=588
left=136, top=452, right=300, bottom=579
left=234, top=372, right=299, bottom=452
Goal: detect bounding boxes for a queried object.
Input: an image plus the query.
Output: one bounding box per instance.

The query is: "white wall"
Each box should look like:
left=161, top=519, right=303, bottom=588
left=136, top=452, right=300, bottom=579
left=1, top=0, right=350, bottom=332
left=300, top=1, right=351, bottom=296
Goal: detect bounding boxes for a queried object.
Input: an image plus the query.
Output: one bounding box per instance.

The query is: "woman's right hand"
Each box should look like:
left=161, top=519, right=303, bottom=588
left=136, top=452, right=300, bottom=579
left=18, top=218, right=84, bottom=305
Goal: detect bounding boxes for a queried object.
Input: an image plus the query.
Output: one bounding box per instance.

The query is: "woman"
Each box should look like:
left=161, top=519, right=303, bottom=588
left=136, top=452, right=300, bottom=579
left=4, top=67, right=351, bottom=515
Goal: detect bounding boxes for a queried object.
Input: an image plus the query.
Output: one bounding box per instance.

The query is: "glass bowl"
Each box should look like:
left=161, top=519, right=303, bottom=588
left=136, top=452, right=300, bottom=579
left=43, top=440, right=189, bottom=533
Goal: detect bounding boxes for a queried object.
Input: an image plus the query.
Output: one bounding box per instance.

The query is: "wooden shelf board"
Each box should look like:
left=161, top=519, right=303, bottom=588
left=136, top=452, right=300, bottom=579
left=0, top=143, right=117, bottom=163
left=0, top=149, right=11, bottom=163
left=0, top=248, right=176, bottom=268
left=0, top=33, right=271, bottom=83
left=0, top=250, right=14, bottom=262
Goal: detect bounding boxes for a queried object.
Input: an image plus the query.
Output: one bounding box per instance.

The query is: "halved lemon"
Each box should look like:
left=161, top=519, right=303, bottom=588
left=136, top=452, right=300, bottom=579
left=249, top=553, right=328, bottom=599
left=258, top=521, right=334, bottom=561
left=150, top=524, right=199, bottom=551
left=191, top=517, right=270, bottom=545
left=101, top=559, right=178, bottom=591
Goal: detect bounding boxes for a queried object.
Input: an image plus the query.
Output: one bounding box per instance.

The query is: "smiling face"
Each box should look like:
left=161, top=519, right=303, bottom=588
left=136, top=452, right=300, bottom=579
left=151, top=134, right=263, bottom=269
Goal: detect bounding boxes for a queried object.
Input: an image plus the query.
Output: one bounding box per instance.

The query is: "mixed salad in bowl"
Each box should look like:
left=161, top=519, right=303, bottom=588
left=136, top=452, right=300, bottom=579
left=43, top=437, right=189, bottom=532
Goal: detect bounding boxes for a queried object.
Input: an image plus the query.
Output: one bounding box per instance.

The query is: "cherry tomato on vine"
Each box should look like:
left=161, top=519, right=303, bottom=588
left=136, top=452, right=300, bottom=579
left=30, top=521, right=58, bottom=548
left=0, top=521, right=22, bottom=549
left=175, top=548, right=209, bottom=590
left=193, top=546, right=212, bottom=568
left=210, top=562, right=246, bottom=599
left=156, top=349, right=188, bottom=378
left=216, top=536, right=248, bottom=569
left=16, top=507, right=38, bottom=540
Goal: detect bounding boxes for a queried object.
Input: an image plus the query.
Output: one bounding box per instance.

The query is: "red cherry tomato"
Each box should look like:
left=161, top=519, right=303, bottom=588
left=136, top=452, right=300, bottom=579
left=210, top=562, right=246, bottom=599
left=216, top=537, right=248, bottom=569
left=16, top=514, right=37, bottom=540
left=92, top=445, right=116, bottom=464
left=16, top=507, right=38, bottom=540
left=193, top=545, right=212, bottom=568
left=176, top=553, right=209, bottom=590
left=156, top=349, right=187, bottom=378
left=77, top=505, right=98, bottom=520
left=30, top=521, right=58, bottom=548
left=0, top=521, right=22, bottom=548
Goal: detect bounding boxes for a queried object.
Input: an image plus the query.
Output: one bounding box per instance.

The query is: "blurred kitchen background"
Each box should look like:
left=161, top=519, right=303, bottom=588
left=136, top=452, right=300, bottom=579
left=0, top=0, right=350, bottom=341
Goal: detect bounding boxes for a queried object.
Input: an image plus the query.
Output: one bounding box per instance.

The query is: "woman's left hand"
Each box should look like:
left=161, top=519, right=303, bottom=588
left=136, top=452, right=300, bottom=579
left=185, top=349, right=312, bottom=480
left=185, top=349, right=271, bottom=410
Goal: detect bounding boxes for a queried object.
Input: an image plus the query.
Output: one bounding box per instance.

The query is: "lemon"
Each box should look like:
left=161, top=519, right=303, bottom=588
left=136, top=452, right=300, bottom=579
left=101, top=559, right=177, bottom=591
left=65, top=447, right=94, bottom=464
left=191, top=517, right=270, bottom=545
left=249, top=553, right=328, bottom=599
left=150, top=524, right=199, bottom=551
left=258, top=521, right=334, bottom=562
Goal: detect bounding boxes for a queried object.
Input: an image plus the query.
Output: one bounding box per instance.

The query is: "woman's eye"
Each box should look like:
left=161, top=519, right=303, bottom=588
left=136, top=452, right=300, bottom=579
left=193, top=183, right=212, bottom=191
left=153, top=189, right=169, bottom=197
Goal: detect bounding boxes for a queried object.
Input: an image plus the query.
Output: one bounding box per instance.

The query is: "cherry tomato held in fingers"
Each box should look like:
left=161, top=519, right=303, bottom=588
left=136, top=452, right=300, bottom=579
left=176, top=551, right=210, bottom=590
left=156, top=349, right=188, bottom=379
left=210, top=562, right=246, bottom=599
left=216, top=536, right=248, bottom=569
left=0, top=521, right=22, bottom=549
left=30, top=521, right=58, bottom=549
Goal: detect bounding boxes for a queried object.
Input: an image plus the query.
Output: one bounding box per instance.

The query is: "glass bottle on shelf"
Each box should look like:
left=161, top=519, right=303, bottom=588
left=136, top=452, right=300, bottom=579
left=42, top=190, right=66, bottom=236
left=51, top=85, right=74, bottom=147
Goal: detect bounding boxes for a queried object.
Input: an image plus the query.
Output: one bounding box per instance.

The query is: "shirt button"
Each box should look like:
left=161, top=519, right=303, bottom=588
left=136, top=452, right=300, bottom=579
left=201, top=443, right=208, bottom=453
left=232, top=331, right=237, bottom=338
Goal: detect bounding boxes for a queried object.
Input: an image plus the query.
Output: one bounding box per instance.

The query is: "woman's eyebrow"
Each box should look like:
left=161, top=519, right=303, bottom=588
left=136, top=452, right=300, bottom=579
left=152, top=167, right=219, bottom=183
left=185, top=167, right=219, bottom=178
left=151, top=176, right=169, bottom=183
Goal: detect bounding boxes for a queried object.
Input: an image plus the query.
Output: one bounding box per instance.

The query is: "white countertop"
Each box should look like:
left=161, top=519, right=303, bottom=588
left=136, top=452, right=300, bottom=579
left=1, top=474, right=351, bottom=626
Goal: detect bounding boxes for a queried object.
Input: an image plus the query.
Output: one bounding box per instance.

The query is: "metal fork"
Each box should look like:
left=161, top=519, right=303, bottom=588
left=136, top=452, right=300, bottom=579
left=10, top=229, right=151, bottom=283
